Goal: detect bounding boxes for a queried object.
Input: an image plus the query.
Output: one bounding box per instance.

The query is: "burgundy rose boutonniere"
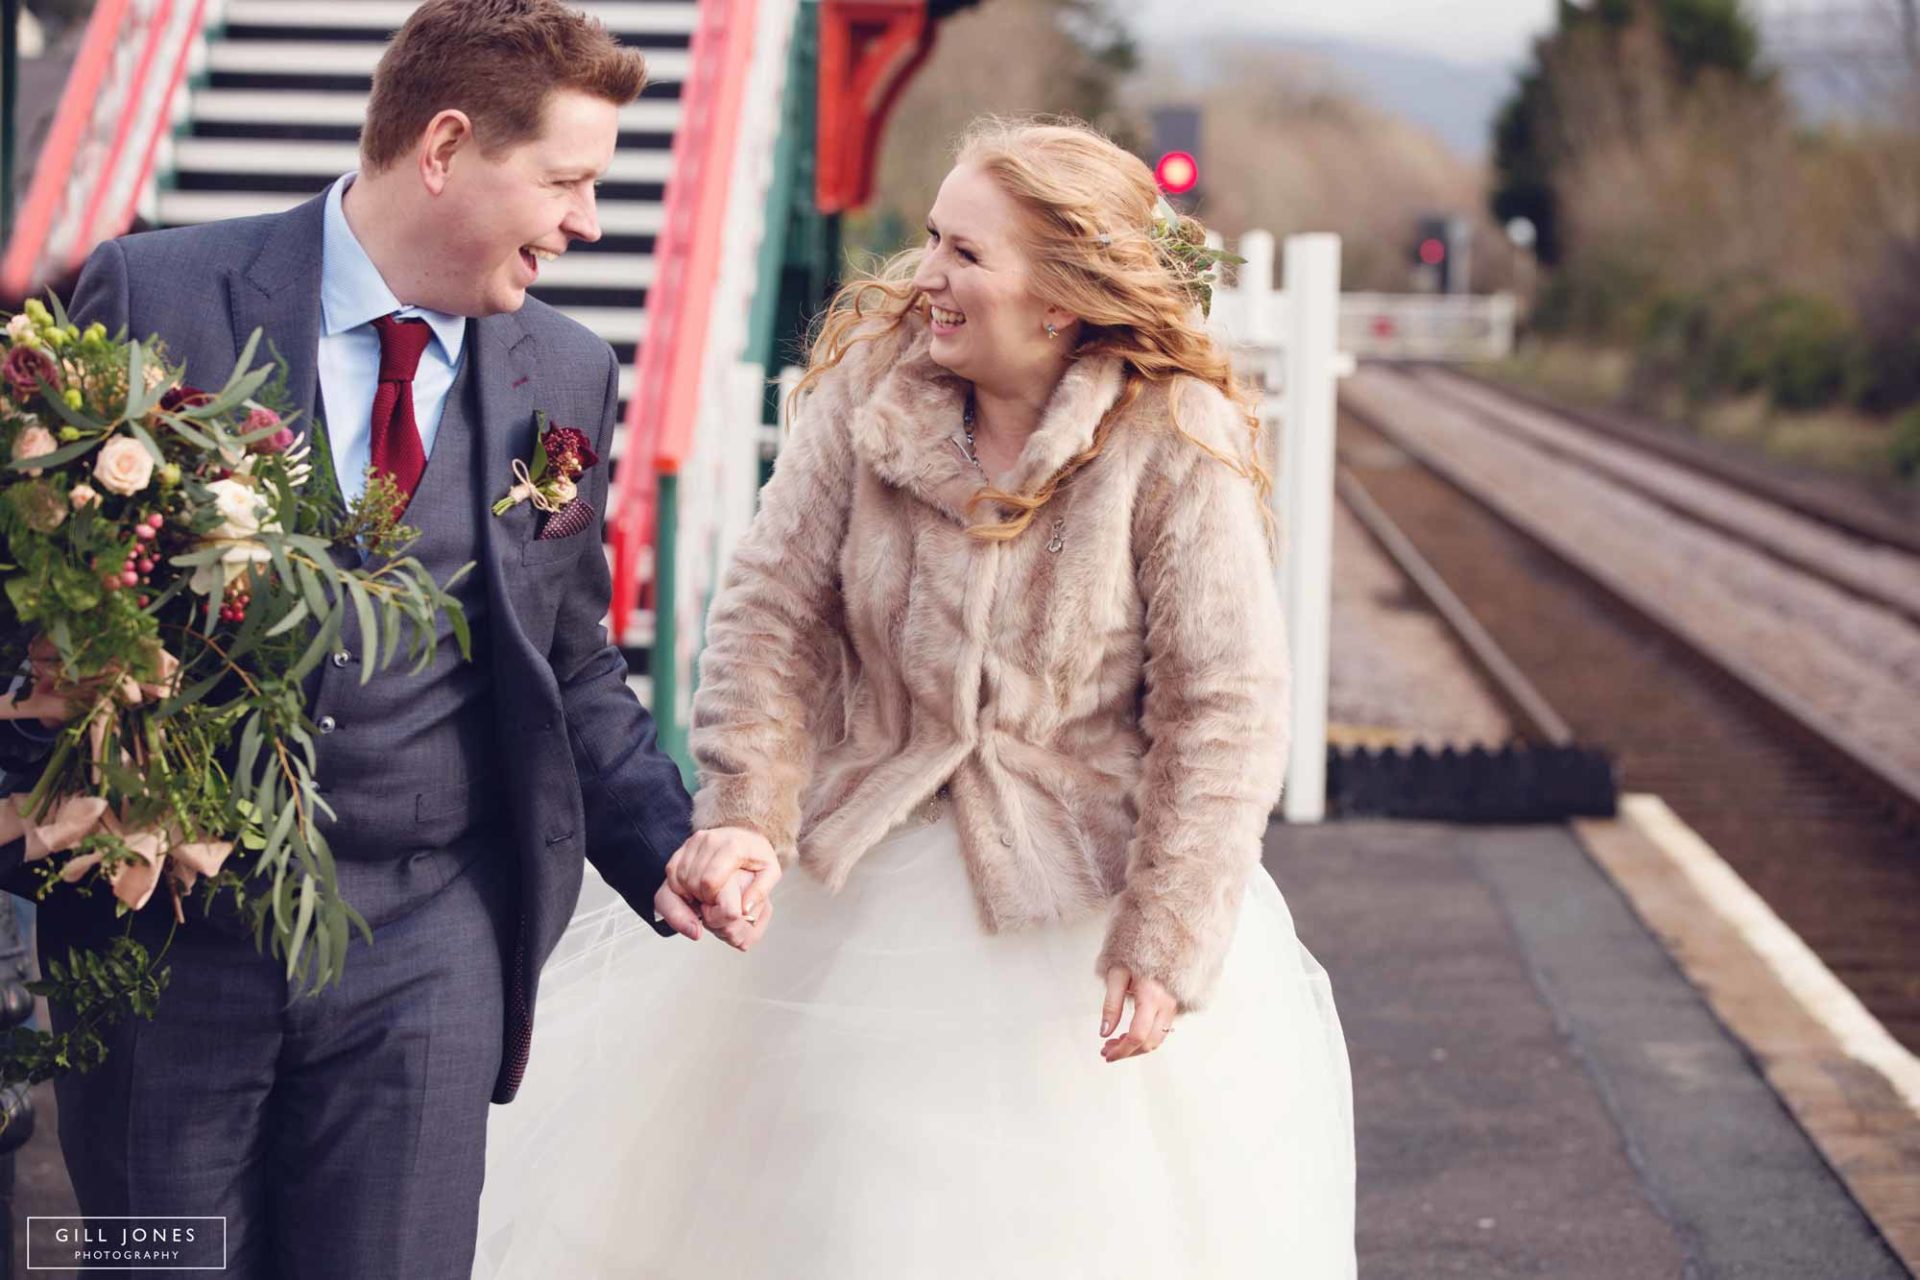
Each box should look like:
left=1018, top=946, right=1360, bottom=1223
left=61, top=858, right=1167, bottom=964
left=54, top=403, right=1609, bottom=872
left=493, top=412, right=600, bottom=519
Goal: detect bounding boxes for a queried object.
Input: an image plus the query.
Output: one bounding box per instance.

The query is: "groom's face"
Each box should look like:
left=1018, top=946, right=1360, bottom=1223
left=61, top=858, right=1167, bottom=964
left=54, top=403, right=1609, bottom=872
left=434, top=88, right=617, bottom=316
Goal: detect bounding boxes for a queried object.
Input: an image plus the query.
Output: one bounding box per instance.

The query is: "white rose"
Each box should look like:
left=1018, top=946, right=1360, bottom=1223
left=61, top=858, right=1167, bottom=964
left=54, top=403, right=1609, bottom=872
left=206, top=478, right=267, bottom=539
left=548, top=476, right=577, bottom=506
left=5, top=314, right=33, bottom=342
left=12, top=424, right=57, bottom=476
left=93, top=435, right=155, bottom=496
left=190, top=543, right=271, bottom=597
left=69, top=483, right=100, bottom=509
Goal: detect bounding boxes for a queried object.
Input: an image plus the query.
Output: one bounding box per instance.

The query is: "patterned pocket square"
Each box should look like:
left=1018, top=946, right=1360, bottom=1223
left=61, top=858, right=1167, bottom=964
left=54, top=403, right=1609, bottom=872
left=536, top=497, right=595, bottom=541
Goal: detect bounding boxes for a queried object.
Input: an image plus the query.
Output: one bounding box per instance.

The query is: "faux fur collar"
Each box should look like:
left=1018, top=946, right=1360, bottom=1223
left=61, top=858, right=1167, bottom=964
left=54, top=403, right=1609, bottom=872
left=845, top=320, right=1127, bottom=526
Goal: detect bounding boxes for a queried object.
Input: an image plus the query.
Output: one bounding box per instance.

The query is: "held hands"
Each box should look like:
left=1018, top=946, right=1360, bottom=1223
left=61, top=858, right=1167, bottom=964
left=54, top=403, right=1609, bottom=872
left=652, top=870, right=771, bottom=947
left=1101, top=967, right=1178, bottom=1062
left=658, top=826, right=783, bottom=952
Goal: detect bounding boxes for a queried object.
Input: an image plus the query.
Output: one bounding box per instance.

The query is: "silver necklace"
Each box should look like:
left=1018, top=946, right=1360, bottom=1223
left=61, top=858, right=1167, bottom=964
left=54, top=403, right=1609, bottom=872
left=961, top=395, right=1065, bottom=553
left=960, top=396, right=982, bottom=472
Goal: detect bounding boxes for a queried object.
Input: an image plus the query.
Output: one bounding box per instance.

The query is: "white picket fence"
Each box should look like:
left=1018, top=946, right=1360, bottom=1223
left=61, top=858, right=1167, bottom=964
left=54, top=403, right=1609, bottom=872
left=1209, top=232, right=1350, bottom=823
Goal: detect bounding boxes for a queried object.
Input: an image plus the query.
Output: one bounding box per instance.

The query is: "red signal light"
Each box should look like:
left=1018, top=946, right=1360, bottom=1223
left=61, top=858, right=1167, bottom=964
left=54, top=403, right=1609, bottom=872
left=1154, top=151, right=1198, bottom=196
left=1418, top=237, right=1447, bottom=266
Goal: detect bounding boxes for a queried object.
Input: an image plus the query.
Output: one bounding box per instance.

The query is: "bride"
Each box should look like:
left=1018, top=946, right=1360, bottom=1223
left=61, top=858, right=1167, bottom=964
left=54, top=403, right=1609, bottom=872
left=474, top=116, right=1355, bottom=1278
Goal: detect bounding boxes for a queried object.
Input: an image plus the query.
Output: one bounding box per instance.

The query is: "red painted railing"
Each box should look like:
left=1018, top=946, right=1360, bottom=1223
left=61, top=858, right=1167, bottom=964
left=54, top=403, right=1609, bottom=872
left=608, top=0, right=761, bottom=643
left=1, top=0, right=206, bottom=297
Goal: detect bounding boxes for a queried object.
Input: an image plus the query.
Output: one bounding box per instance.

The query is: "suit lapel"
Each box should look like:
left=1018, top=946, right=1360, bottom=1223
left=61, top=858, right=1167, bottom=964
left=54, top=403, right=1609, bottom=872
left=229, top=192, right=327, bottom=441
left=471, top=310, right=537, bottom=621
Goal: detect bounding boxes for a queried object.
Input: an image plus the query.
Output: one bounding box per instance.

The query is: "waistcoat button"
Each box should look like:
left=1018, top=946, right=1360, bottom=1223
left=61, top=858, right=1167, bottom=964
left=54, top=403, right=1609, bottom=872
left=331, top=650, right=351, bottom=668
left=317, top=715, right=337, bottom=734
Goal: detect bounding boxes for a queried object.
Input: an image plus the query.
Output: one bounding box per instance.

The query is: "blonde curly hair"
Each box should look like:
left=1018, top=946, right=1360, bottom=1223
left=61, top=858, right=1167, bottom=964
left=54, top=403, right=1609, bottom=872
left=797, top=115, right=1270, bottom=542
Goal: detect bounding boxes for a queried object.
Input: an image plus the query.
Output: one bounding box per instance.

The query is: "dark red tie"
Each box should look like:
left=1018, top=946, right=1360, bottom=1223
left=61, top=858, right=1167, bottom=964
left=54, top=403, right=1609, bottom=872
left=369, top=313, right=433, bottom=506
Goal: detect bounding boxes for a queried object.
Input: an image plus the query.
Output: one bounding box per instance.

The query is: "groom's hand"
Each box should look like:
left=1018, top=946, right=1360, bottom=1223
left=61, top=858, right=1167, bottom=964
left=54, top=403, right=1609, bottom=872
left=666, top=827, right=781, bottom=933
left=652, top=881, right=705, bottom=941
left=701, top=869, right=773, bottom=951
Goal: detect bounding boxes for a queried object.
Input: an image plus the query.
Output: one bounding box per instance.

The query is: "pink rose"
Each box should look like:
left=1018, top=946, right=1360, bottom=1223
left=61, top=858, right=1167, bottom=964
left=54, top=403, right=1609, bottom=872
left=2, top=344, right=59, bottom=402
left=245, top=407, right=295, bottom=455
left=11, top=424, right=57, bottom=476
left=94, top=435, right=156, bottom=496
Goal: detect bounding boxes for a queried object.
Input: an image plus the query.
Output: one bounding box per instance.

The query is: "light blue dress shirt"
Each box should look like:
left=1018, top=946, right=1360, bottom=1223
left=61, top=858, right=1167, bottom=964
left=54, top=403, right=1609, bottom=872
left=318, top=173, right=467, bottom=505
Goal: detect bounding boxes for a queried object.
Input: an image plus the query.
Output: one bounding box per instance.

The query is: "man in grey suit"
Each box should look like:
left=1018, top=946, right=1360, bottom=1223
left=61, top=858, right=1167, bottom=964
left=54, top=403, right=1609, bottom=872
left=8, top=1, right=749, bottom=1274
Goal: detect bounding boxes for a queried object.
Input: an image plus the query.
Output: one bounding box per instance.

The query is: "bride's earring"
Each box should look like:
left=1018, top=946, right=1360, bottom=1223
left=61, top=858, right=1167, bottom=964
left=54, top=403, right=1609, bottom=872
left=1044, top=321, right=1058, bottom=340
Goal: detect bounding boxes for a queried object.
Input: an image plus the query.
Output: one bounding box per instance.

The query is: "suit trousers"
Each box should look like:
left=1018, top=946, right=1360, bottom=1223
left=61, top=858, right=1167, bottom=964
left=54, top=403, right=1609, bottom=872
left=49, top=843, right=512, bottom=1280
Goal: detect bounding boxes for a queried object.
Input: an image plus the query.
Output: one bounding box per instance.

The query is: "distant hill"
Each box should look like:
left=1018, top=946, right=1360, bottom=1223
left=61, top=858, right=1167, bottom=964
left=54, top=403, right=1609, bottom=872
left=1147, top=31, right=1518, bottom=161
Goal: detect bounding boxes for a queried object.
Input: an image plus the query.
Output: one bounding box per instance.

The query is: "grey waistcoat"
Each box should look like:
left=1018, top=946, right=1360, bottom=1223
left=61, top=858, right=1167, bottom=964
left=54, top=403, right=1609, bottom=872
left=307, top=341, right=504, bottom=862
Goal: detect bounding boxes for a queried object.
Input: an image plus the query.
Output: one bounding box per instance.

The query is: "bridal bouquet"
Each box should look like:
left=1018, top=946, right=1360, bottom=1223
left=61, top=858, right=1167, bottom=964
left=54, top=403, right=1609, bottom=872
left=0, top=297, right=470, bottom=1090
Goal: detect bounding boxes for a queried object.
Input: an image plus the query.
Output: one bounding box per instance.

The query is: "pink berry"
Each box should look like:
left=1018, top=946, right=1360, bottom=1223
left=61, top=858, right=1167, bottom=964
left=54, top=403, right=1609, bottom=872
left=137, top=558, right=155, bottom=573
left=135, top=525, right=156, bottom=541
left=137, top=595, right=150, bottom=607
left=103, top=576, right=121, bottom=592
left=146, top=513, right=164, bottom=529
left=120, top=570, right=139, bottom=587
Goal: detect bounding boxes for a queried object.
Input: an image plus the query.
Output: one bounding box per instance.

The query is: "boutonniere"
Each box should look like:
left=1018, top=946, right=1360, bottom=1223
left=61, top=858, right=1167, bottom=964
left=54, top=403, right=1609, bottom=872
left=493, top=412, right=600, bottom=517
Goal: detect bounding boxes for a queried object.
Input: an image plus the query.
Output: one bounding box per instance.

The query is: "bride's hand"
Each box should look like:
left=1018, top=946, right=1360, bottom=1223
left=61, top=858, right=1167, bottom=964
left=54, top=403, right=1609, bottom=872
left=701, top=869, right=774, bottom=952
left=1100, top=967, right=1177, bottom=1062
left=665, top=826, right=781, bottom=930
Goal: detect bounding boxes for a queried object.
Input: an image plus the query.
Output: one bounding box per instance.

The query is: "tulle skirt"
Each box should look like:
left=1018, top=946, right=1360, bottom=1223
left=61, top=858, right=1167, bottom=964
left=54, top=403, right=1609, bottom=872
left=473, top=815, right=1356, bottom=1278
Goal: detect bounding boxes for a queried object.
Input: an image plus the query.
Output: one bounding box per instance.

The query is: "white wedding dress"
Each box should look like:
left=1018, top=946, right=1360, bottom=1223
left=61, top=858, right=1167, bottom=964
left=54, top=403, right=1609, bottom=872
left=472, top=813, right=1356, bottom=1278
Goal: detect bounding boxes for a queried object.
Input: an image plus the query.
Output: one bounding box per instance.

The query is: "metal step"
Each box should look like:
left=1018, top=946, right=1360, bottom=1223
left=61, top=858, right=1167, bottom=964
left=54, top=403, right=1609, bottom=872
left=154, top=189, right=665, bottom=238
left=171, top=137, right=674, bottom=186
left=221, top=0, right=699, bottom=35
left=208, top=41, right=690, bottom=83
left=187, top=88, right=683, bottom=133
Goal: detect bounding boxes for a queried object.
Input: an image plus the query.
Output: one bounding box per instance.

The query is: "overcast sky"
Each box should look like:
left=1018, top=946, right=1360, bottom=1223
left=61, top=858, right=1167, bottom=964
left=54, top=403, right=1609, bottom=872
left=1130, top=0, right=1562, bottom=66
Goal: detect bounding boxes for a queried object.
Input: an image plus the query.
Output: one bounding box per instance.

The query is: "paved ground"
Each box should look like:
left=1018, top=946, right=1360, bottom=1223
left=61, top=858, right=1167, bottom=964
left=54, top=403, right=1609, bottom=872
left=1267, top=818, right=1907, bottom=1279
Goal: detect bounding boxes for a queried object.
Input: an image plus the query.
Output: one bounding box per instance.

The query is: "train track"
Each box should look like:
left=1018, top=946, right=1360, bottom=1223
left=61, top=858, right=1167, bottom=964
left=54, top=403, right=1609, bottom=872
left=1402, top=365, right=1920, bottom=629
left=1334, top=382, right=1920, bottom=1054
left=1427, top=366, right=1920, bottom=556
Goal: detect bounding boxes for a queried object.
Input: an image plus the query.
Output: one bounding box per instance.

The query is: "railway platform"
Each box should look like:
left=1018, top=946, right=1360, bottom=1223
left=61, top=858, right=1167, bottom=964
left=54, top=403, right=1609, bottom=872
left=1268, top=810, right=1913, bottom=1279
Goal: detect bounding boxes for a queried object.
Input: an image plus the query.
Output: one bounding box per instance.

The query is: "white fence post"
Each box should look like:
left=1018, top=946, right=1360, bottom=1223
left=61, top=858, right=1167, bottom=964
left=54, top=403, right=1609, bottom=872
left=1279, top=234, right=1342, bottom=824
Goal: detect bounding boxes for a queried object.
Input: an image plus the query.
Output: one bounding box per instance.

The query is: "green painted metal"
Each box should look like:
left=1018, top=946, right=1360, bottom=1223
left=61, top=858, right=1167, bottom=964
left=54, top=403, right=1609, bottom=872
left=744, top=0, right=814, bottom=373
left=747, top=0, right=841, bottom=488
left=2, top=0, right=18, bottom=243
left=652, top=471, right=694, bottom=781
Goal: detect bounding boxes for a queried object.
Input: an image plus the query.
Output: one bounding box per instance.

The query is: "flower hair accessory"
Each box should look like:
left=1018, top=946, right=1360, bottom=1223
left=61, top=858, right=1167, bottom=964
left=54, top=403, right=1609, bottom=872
left=1145, top=197, right=1245, bottom=319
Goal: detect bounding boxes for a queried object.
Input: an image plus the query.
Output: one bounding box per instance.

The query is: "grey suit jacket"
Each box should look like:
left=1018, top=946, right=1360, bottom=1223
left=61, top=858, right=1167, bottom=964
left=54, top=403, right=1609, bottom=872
left=63, top=192, right=691, bottom=1103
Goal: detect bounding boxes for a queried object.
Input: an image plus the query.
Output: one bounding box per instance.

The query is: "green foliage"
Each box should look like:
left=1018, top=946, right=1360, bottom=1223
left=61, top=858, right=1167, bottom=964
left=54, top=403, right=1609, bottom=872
left=1889, top=406, right=1920, bottom=480
left=1621, top=288, right=1869, bottom=414
left=0, top=936, right=170, bottom=1094
left=1713, top=294, right=1860, bottom=411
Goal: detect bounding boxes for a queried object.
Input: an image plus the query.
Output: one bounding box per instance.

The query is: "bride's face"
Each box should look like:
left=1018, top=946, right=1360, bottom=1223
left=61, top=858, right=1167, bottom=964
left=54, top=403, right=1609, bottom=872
left=425, top=89, right=615, bottom=316
left=910, top=163, right=1060, bottom=388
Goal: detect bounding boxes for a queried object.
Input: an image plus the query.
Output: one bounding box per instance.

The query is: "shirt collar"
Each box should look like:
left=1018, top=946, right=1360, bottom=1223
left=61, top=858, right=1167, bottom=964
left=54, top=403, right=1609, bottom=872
left=320, top=173, right=467, bottom=364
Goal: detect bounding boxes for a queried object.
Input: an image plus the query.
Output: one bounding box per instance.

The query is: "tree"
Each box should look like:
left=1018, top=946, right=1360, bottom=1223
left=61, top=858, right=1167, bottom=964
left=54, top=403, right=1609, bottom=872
left=1490, top=0, right=1767, bottom=266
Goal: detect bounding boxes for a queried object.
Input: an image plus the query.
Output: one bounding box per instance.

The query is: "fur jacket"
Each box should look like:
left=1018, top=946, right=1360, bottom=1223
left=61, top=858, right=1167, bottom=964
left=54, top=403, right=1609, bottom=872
left=688, top=318, right=1290, bottom=1008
